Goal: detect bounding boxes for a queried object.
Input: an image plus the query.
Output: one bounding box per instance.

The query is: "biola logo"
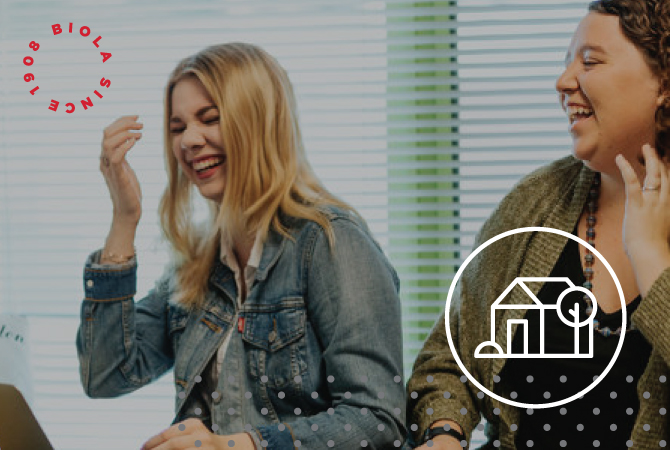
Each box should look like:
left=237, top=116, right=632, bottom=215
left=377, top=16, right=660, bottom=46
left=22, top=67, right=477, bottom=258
left=22, top=22, right=113, bottom=114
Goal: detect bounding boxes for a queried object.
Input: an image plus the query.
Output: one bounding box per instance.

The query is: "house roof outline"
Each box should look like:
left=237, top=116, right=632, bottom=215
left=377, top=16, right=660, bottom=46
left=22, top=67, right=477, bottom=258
left=491, top=277, right=576, bottom=310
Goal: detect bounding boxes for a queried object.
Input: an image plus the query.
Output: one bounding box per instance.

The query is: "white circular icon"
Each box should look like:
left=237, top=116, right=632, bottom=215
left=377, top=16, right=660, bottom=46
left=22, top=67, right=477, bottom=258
left=444, top=227, right=626, bottom=409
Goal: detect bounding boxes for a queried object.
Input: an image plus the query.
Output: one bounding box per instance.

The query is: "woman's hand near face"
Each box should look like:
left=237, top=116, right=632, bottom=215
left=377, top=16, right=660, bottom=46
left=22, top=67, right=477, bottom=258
left=100, top=115, right=143, bottom=225
left=140, top=419, right=255, bottom=450
left=615, top=144, right=670, bottom=296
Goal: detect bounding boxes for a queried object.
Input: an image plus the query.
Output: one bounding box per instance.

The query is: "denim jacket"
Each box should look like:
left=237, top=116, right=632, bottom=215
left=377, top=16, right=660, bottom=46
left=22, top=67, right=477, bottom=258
left=76, top=208, right=408, bottom=449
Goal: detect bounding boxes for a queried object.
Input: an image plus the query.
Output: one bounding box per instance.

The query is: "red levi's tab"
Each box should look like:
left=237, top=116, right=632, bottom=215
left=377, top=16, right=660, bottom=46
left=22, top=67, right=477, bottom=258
left=237, top=317, right=245, bottom=333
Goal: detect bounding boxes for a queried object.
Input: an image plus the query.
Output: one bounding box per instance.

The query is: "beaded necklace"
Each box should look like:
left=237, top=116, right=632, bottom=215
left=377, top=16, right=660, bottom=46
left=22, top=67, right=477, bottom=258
left=582, top=172, right=635, bottom=337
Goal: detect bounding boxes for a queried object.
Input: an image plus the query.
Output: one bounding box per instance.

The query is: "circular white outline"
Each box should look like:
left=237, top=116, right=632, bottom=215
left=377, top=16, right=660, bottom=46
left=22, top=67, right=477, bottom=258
left=444, top=227, right=626, bottom=409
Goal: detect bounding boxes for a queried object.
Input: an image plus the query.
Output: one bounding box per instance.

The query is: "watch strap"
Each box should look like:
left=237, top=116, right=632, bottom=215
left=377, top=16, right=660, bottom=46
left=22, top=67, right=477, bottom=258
left=422, top=424, right=467, bottom=447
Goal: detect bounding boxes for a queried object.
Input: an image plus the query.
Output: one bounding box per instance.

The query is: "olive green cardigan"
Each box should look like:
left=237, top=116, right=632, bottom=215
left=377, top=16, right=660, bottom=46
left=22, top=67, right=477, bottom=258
left=407, top=156, right=670, bottom=449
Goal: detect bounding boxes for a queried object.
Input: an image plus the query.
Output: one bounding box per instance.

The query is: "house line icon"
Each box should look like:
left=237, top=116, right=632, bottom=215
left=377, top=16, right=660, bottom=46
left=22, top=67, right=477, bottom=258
left=474, top=277, right=598, bottom=359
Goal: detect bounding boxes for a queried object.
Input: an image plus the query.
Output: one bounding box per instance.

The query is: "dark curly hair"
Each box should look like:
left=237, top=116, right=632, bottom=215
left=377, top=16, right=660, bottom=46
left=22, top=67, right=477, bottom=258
left=589, top=0, right=670, bottom=157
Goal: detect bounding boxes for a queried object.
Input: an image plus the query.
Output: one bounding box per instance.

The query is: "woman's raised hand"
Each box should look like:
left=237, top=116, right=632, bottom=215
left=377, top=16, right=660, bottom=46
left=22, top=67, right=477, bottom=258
left=100, top=115, right=143, bottom=225
left=615, top=144, right=670, bottom=296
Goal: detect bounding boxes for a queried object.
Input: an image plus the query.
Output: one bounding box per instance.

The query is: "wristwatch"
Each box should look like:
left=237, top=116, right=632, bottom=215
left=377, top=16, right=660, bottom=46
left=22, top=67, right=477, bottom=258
left=421, top=424, right=467, bottom=447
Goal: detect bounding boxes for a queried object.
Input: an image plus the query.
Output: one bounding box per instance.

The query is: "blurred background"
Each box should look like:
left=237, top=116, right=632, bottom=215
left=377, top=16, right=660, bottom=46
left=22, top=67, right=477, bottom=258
left=0, top=0, right=588, bottom=447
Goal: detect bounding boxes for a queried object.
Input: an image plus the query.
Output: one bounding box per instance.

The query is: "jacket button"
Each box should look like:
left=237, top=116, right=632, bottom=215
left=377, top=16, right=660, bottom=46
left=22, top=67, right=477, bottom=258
left=268, top=330, right=277, bottom=343
left=86, top=280, right=94, bottom=288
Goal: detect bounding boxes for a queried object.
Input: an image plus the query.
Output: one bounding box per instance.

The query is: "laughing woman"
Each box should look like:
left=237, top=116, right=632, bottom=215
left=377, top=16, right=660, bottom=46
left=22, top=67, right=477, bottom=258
left=408, top=0, right=670, bottom=449
left=76, top=43, right=406, bottom=450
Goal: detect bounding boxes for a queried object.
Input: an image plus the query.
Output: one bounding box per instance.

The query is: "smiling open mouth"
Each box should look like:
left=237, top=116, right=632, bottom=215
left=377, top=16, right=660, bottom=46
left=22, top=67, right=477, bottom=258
left=192, top=155, right=225, bottom=173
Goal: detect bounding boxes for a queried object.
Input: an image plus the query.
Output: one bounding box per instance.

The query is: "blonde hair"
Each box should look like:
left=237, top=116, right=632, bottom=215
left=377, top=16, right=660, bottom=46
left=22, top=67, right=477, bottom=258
left=159, top=42, right=356, bottom=309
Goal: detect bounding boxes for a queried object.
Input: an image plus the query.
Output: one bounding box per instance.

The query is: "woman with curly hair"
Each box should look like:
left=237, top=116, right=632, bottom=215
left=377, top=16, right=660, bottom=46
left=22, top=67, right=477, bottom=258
left=408, top=0, right=670, bottom=448
left=76, top=43, right=407, bottom=449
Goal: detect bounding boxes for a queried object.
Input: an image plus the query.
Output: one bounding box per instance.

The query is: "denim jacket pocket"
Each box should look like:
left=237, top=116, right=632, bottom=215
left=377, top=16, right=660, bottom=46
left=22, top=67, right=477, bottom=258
left=241, top=297, right=307, bottom=389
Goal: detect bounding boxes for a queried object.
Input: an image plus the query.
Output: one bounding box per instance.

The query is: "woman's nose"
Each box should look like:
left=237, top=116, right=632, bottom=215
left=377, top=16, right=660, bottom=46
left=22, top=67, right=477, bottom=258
left=180, top=125, right=206, bottom=150
left=555, top=63, right=578, bottom=94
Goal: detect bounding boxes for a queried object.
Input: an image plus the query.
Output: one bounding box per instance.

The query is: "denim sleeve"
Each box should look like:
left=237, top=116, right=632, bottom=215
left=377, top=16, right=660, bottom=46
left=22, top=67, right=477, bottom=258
left=76, top=250, right=175, bottom=398
left=252, top=216, right=408, bottom=449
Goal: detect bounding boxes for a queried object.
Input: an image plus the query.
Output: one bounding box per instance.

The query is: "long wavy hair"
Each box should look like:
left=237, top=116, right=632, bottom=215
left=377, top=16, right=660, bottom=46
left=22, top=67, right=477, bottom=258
left=589, top=0, right=670, bottom=157
left=159, top=43, right=356, bottom=309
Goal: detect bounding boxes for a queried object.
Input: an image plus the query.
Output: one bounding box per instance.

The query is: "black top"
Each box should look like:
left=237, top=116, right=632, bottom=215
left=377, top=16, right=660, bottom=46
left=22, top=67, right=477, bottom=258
left=498, top=235, right=652, bottom=449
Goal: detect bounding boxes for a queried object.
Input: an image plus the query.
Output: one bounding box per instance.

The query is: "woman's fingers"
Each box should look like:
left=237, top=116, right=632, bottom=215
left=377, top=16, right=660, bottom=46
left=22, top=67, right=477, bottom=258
left=615, top=153, right=642, bottom=205
left=641, top=143, right=662, bottom=192
left=102, top=115, right=142, bottom=139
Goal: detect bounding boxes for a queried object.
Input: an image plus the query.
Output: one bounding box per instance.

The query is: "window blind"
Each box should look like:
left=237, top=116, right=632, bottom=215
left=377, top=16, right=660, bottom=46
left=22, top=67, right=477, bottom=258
left=0, top=0, right=589, bottom=448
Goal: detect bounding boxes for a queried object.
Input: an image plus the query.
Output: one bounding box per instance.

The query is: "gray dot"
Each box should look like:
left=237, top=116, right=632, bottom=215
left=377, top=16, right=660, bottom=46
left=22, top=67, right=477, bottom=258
left=511, top=391, right=518, bottom=399
left=444, top=424, right=452, bottom=431
left=510, top=424, right=518, bottom=431
left=560, top=408, right=567, bottom=415
left=328, top=375, right=335, bottom=383
left=294, top=375, right=302, bottom=383
left=577, top=424, right=584, bottom=431
left=179, top=424, right=186, bottom=431
left=593, top=375, right=599, bottom=382
left=644, top=391, right=651, bottom=399
left=560, top=441, right=567, bottom=448
left=410, top=391, right=418, bottom=399
left=345, top=424, right=352, bottom=431
left=361, top=408, right=368, bottom=415
left=610, top=392, right=617, bottom=399
left=312, top=392, right=319, bottom=399
left=244, top=424, right=252, bottom=432
left=460, top=407, right=467, bottom=415
left=212, top=424, right=220, bottom=432
left=410, top=424, right=418, bottom=432
left=426, top=442, right=434, bottom=448
left=194, top=375, right=202, bottom=383
left=394, top=408, right=401, bottom=415
left=378, top=392, right=385, bottom=399
left=228, top=439, right=235, bottom=447
left=493, top=408, right=500, bottom=415
left=312, top=424, right=319, bottom=431
left=328, top=408, right=335, bottom=415
left=228, top=375, right=235, bottom=383
left=661, top=376, right=667, bottom=383
left=593, top=408, right=600, bottom=415
left=626, top=375, right=634, bottom=383
left=294, top=408, right=302, bottom=415
left=593, top=441, right=600, bottom=447
left=627, top=408, right=634, bottom=415
left=261, top=441, right=268, bottom=448
left=494, top=375, right=501, bottom=383
left=527, top=440, right=533, bottom=447
left=494, top=440, right=500, bottom=447
left=278, top=391, right=285, bottom=399
left=661, top=440, right=667, bottom=448
left=611, top=424, right=617, bottom=431
left=526, top=409, right=534, bottom=416
left=261, top=375, right=268, bottom=383
left=460, top=375, right=467, bottom=383
left=394, top=375, right=401, bottom=383
left=278, top=424, right=285, bottom=431
left=644, top=424, right=651, bottom=431
left=394, top=441, right=402, bottom=448
left=378, top=424, right=385, bottom=431
left=544, top=391, right=551, bottom=399
left=443, top=392, right=451, bottom=399
left=560, top=375, right=567, bottom=383
left=427, top=375, right=434, bottom=382
left=427, top=408, right=434, bottom=415
left=626, top=440, right=633, bottom=447
left=295, top=441, right=301, bottom=448
left=360, top=375, right=368, bottom=383
left=661, top=408, right=667, bottom=415
left=245, top=391, right=252, bottom=399
left=195, top=408, right=202, bottom=415
left=261, top=408, right=268, bottom=415
left=228, top=408, right=235, bottom=415
left=195, top=441, right=201, bottom=448
left=544, top=424, right=551, bottom=431
left=345, top=391, right=352, bottom=399
left=477, top=392, right=485, bottom=399
left=212, top=391, right=220, bottom=399
left=527, top=375, right=534, bottom=383
left=178, top=392, right=186, bottom=399
left=477, top=424, right=484, bottom=431
left=460, top=440, right=468, bottom=448
left=361, top=440, right=368, bottom=447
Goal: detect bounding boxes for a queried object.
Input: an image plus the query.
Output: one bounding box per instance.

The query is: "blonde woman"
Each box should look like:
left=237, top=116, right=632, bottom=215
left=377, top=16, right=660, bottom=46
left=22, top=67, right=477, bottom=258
left=76, top=43, right=406, bottom=450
